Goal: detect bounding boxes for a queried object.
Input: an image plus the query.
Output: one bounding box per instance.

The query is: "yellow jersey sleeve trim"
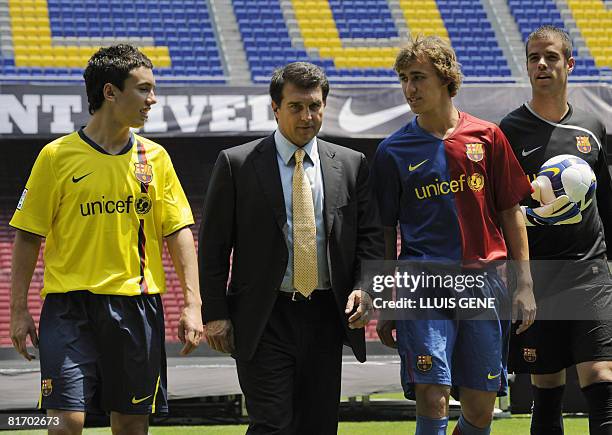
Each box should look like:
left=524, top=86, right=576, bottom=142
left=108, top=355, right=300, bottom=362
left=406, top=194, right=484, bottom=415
left=8, top=222, right=47, bottom=238
left=162, top=221, right=195, bottom=238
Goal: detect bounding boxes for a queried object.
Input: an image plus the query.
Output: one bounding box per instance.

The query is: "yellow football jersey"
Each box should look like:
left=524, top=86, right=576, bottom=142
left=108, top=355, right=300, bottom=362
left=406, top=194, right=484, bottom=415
left=10, top=129, right=194, bottom=297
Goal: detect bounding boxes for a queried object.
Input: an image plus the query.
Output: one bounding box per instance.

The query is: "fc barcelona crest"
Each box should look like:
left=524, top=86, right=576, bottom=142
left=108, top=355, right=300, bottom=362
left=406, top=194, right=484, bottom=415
left=134, top=163, right=153, bottom=184
left=523, top=348, right=537, bottom=363
left=466, top=143, right=484, bottom=162
left=42, top=378, right=53, bottom=396
left=416, top=355, right=433, bottom=372
left=576, top=136, right=592, bottom=154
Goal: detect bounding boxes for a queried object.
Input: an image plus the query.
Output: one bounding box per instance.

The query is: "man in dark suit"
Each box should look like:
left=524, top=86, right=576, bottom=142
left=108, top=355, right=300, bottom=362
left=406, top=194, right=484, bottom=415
left=199, top=62, right=384, bottom=434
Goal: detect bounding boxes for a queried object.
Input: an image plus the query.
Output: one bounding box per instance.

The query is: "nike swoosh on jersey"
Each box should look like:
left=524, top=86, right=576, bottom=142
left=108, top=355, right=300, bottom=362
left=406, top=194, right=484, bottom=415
left=408, top=159, right=429, bottom=171
left=338, top=98, right=410, bottom=133
left=72, top=172, right=93, bottom=183
left=487, top=372, right=501, bottom=380
left=521, top=146, right=543, bottom=157
left=131, top=394, right=152, bottom=404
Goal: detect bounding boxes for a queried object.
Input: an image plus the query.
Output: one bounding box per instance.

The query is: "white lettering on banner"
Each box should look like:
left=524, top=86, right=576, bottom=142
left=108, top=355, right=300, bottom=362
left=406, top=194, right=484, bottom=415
left=144, top=96, right=168, bottom=133
left=247, top=95, right=276, bottom=131
left=0, top=93, right=277, bottom=135
left=41, top=95, right=81, bottom=133
left=209, top=96, right=247, bottom=132
left=165, top=95, right=209, bottom=133
left=0, top=95, right=41, bottom=134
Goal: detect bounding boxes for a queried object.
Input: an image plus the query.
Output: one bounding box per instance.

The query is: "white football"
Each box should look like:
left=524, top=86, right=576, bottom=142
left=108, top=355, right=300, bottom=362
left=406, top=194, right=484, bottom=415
left=532, top=154, right=596, bottom=208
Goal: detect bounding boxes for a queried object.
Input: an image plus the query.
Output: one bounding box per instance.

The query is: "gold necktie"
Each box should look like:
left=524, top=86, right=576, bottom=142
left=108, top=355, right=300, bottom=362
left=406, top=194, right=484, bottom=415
left=292, top=148, right=318, bottom=297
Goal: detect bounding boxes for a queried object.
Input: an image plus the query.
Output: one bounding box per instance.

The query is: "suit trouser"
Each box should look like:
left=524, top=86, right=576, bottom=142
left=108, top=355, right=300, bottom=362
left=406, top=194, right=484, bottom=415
left=236, top=291, right=344, bottom=435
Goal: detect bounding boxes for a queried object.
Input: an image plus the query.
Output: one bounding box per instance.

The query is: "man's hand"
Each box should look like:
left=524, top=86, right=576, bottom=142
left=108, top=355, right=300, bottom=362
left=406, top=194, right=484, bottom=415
left=522, top=195, right=581, bottom=226
left=178, top=304, right=204, bottom=356
left=376, top=319, right=397, bottom=349
left=204, top=319, right=234, bottom=354
left=512, top=283, right=537, bottom=335
left=10, top=307, right=38, bottom=361
left=345, top=290, right=372, bottom=329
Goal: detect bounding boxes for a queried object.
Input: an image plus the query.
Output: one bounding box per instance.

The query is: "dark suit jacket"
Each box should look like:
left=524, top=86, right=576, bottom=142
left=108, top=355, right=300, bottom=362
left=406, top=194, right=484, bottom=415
left=199, top=134, right=384, bottom=362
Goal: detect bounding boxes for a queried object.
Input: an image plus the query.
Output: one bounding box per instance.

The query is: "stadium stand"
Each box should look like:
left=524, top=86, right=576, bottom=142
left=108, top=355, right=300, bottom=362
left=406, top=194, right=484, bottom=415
left=565, top=0, right=612, bottom=69
left=2, top=0, right=610, bottom=83
left=3, top=0, right=225, bottom=82
left=508, top=0, right=609, bottom=76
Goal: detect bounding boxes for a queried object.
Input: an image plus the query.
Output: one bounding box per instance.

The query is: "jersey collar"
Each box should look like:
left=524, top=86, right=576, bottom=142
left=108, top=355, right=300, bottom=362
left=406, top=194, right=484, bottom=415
left=78, top=127, right=135, bottom=156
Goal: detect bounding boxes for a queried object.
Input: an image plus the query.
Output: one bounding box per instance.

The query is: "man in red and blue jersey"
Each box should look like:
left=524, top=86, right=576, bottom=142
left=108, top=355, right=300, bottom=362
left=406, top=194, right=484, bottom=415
left=373, top=36, right=536, bottom=435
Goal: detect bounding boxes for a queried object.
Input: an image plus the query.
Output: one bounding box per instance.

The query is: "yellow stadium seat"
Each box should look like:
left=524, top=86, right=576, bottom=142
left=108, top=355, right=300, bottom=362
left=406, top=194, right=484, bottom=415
left=78, top=46, right=97, bottom=57
left=37, top=55, right=56, bottom=67
left=11, top=34, right=27, bottom=45
left=50, top=45, right=67, bottom=58
left=315, top=39, right=339, bottom=49
left=157, top=55, right=171, bottom=66
left=65, top=55, right=85, bottom=68
left=17, top=6, right=37, bottom=17
left=38, top=45, right=53, bottom=57
left=334, top=56, right=351, bottom=68
left=11, top=26, right=27, bottom=37
left=33, top=17, right=48, bottom=27
left=65, top=46, right=79, bottom=56
left=13, top=45, right=29, bottom=56
left=18, top=55, right=37, bottom=67
left=25, top=46, right=42, bottom=57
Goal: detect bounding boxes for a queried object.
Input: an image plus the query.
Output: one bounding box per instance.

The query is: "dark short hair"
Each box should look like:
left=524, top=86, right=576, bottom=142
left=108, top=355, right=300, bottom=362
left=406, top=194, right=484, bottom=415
left=394, top=35, right=463, bottom=98
left=269, top=62, right=329, bottom=106
left=526, top=25, right=573, bottom=61
left=83, top=44, right=153, bottom=115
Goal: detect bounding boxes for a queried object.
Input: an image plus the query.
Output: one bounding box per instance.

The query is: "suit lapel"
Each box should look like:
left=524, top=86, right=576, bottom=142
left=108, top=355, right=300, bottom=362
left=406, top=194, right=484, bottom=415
left=318, top=140, right=342, bottom=236
left=252, top=135, right=287, bottom=233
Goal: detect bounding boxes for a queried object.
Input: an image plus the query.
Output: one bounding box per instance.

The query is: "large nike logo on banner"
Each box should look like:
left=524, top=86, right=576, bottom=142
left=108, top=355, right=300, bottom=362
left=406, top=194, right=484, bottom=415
left=338, top=98, right=410, bottom=133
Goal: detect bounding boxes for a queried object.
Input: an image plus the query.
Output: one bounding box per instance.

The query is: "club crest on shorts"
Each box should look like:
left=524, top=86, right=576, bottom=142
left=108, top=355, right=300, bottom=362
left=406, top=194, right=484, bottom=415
left=468, top=173, right=485, bottom=192
left=523, top=348, right=537, bottom=363
left=42, top=378, right=53, bottom=396
left=134, top=163, right=153, bottom=184
left=576, top=136, right=592, bottom=154
left=416, top=355, right=433, bottom=372
left=465, top=143, right=484, bottom=162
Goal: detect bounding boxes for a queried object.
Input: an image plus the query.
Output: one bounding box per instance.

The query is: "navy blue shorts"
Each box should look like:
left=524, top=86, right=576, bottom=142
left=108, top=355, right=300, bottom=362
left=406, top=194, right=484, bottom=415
left=38, top=291, right=168, bottom=415
left=396, top=273, right=510, bottom=400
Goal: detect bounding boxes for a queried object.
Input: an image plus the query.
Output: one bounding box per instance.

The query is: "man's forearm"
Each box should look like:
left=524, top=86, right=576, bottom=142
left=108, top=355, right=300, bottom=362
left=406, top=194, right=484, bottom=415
left=166, top=227, right=202, bottom=307
left=10, top=230, right=42, bottom=311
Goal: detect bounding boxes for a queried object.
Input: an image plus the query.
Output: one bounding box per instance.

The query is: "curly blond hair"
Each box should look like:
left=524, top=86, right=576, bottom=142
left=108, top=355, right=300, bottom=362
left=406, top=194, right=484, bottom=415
left=394, top=35, right=463, bottom=97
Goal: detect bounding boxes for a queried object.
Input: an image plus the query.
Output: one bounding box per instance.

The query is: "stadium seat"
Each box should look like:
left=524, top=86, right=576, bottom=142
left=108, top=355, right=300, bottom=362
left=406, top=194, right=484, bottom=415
left=508, top=0, right=606, bottom=74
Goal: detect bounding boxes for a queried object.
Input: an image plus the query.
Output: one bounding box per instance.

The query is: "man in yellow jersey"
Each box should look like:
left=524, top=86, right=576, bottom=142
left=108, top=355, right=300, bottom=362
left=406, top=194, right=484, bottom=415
left=9, top=45, right=203, bottom=435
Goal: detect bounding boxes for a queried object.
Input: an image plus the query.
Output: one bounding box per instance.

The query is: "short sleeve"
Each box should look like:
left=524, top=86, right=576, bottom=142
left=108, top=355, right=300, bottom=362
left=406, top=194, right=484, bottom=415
left=9, top=146, right=60, bottom=237
left=370, top=141, right=401, bottom=226
left=490, top=126, right=533, bottom=211
left=161, top=151, right=194, bottom=236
